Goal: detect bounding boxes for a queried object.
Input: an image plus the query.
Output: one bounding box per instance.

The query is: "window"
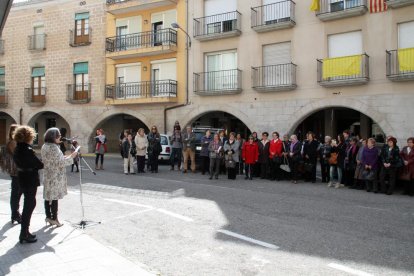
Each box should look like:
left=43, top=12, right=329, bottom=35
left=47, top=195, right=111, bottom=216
left=151, top=10, right=176, bottom=45
left=263, top=0, right=291, bottom=23
left=263, top=42, right=292, bottom=86
left=205, top=51, right=237, bottom=90
left=75, top=12, right=90, bottom=44
left=31, top=67, right=45, bottom=100
left=204, top=0, right=237, bottom=34
left=73, top=62, right=89, bottom=100
left=115, top=16, right=142, bottom=50
left=398, top=21, right=414, bottom=49
left=328, top=31, right=362, bottom=57
left=33, top=25, right=45, bottom=49
left=115, top=63, right=141, bottom=98
left=329, top=0, right=360, bottom=12
left=150, top=58, right=177, bottom=96
left=0, top=67, right=4, bottom=95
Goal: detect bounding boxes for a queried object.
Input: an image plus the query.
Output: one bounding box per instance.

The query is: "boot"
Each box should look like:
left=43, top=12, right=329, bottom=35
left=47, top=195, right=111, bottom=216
left=19, top=228, right=37, bottom=244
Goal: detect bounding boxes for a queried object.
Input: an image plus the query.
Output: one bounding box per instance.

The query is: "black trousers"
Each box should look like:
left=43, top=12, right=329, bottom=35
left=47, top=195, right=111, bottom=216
left=403, top=179, right=414, bottom=196
left=71, top=161, right=79, bottom=172
left=380, top=167, right=397, bottom=194
left=304, top=159, right=317, bottom=182
left=245, top=164, right=254, bottom=179
left=149, top=154, right=159, bottom=172
left=320, top=160, right=330, bottom=183
left=137, top=155, right=146, bottom=172
left=20, top=186, right=37, bottom=236
left=260, top=161, right=269, bottom=179
left=290, top=160, right=301, bottom=181
left=227, top=167, right=237, bottom=179
left=201, top=156, right=210, bottom=174
left=95, top=154, right=104, bottom=166
left=270, top=161, right=281, bottom=180
left=10, top=176, right=22, bottom=219
left=238, top=161, right=244, bottom=174
left=345, top=167, right=356, bottom=186
left=44, top=200, right=58, bottom=220
left=170, top=148, right=182, bottom=167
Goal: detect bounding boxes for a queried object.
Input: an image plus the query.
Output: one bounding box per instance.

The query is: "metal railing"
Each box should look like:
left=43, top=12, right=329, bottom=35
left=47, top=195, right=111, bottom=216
left=194, top=11, right=241, bottom=37
left=386, top=49, right=414, bottom=79
left=106, top=28, right=177, bottom=52
left=317, top=0, right=367, bottom=14
left=194, top=69, right=242, bottom=94
left=252, top=63, right=297, bottom=90
left=0, top=90, right=7, bottom=107
left=105, top=80, right=177, bottom=99
left=28, top=34, right=46, bottom=50
left=317, top=54, right=369, bottom=83
left=67, top=84, right=91, bottom=103
left=0, top=39, right=4, bottom=54
left=70, top=28, right=92, bottom=46
left=24, top=87, right=46, bottom=105
left=251, top=1, right=295, bottom=28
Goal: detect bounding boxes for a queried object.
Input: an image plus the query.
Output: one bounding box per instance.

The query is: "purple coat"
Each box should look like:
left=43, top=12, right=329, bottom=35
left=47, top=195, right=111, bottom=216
left=361, top=146, right=380, bottom=170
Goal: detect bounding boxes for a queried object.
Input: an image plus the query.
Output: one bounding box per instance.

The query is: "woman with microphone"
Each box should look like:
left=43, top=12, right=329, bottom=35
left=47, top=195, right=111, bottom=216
left=41, top=128, right=78, bottom=227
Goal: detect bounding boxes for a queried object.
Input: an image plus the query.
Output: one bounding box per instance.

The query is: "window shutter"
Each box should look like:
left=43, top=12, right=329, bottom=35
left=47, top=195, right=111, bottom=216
left=31, top=67, right=45, bottom=77
left=205, top=0, right=236, bottom=16
left=263, top=42, right=291, bottom=66
left=398, top=21, right=414, bottom=49
left=73, top=62, right=88, bottom=74
left=75, top=12, right=89, bottom=20
left=328, top=31, right=362, bottom=58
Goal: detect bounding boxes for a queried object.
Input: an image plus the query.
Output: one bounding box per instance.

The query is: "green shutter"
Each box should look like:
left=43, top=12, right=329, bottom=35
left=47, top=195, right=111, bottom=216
left=74, top=62, right=88, bottom=74
left=31, top=67, right=45, bottom=77
left=75, top=12, right=89, bottom=20
left=0, top=67, right=4, bottom=75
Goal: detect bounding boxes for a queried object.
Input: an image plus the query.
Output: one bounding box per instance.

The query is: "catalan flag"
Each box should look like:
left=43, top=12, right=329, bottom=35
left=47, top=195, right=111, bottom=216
left=369, top=0, right=387, bottom=13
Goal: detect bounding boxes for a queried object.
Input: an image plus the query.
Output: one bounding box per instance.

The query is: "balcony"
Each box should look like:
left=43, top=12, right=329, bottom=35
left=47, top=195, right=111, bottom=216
left=106, top=28, right=177, bottom=59
left=317, top=54, right=369, bottom=87
left=194, top=69, right=242, bottom=96
left=24, top=87, right=46, bottom=106
left=0, top=90, right=7, bottom=107
left=252, top=63, right=297, bottom=92
left=70, top=28, right=92, bottom=47
left=194, top=11, right=241, bottom=41
left=386, top=48, right=414, bottom=81
left=67, top=84, right=91, bottom=103
left=28, top=34, right=46, bottom=50
left=251, top=1, right=296, bottom=33
left=0, top=39, right=4, bottom=54
left=106, top=0, right=177, bottom=15
left=316, top=0, right=368, bottom=21
left=105, top=80, right=177, bottom=105
left=386, top=0, right=414, bottom=8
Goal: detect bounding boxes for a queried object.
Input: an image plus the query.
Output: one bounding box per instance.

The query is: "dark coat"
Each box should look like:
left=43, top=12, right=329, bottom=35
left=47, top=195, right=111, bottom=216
left=303, top=140, right=320, bottom=162
left=122, top=139, right=136, bottom=159
left=148, top=132, right=162, bottom=155
left=289, top=141, right=302, bottom=163
left=258, top=140, right=270, bottom=164
left=381, top=145, right=402, bottom=168
left=200, top=135, right=212, bottom=157
left=333, top=142, right=346, bottom=168
left=344, top=145, right=359, bottom=170
left=13, top=142, right=44, bottom=189
left=400, top=146, right=414, bottom=180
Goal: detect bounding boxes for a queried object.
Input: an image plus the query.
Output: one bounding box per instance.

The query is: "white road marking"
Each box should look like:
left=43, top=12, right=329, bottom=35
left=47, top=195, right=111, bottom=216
left=103, top=198, right=154, bottom=209
left=327, top=263, right=374, bottom=276
left=112, top=209, right=154, bottom=220
left=156, top=208, right=194, bottom=222
left=217, top=230, right=279, bottom=249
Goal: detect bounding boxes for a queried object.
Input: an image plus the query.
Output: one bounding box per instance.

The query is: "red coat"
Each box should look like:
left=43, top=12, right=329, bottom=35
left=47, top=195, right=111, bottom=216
left=400, top=146, right=414, bottom=180
left=269, top=139, right=283, bottom=159
left=242, top=142, right=259, bottom=164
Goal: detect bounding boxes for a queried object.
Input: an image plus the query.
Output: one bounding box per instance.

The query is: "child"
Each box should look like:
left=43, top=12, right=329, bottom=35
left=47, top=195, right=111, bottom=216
left=71, top=141, right=80, bottom=173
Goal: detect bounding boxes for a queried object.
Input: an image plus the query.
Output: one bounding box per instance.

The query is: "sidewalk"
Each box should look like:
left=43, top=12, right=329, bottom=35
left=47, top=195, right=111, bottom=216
left=0, top=213, right=157, bottom=276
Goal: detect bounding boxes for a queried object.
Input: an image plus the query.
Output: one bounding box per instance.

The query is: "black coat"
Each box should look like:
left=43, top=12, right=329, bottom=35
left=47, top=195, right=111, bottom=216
left=303, top=140, right=320, bottom=162
left=289, top=141, right=302, bottom=162
left=332, top=143, right=347, bottom=168
left=258, top=140, right=270, bottom=164
left=148, top=132, right=162, bottom=155
left=381, top=145, right=402, bottom=168
left=13, top=142, right=44, bottom=189
left=122, top=140, right=136, bottom=159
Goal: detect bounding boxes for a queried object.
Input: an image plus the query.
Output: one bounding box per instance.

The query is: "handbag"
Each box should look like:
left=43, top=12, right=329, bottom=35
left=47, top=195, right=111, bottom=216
left=328, top=152, right=338, bottom=165
left=362, top=169, right=375, bottom=181
left=280, top=155, right=291, bottom=173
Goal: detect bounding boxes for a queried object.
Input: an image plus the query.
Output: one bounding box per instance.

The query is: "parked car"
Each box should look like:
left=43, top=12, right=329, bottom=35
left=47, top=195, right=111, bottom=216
left=193, top=126, right=224, bottom=165
left=146, top=134, right=171, bottom=162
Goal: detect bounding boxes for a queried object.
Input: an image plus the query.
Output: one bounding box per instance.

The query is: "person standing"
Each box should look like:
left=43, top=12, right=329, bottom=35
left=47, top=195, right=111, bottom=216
left=350, top=139, right=367, bottom=190
left=288, top=135, right=302, bottom=184
left=95, top=129, right=107, bottom=170
left=148, top=126, right=161, bottom=173
left=236, top=133, right=245, bottom=175
left=200, top=130, right=212, bottom=175
left=135, top=128, right=148, bottom=173
left=400, top=137, right=414, bottom=196
left=224, top=132, right=240, bottom=180
left=379, top=137, right=402, bottom=195
left=122, top=133, right=136, bottom=175
left=208, top=134, right=223, bottom=180
left=0, top=124, right=22, bottom=224
left=182, top=126, right=196, bottom=173
left=303, top=132, right=320, bottom=183
left=70, top=140, right=80, bottom=173
left=13, top=126, right=44, bottom=243
left=258, top=132, right=270, bottom=179
left=361, top=138, right=380, bottom=193
left=242, top=135, right=259, bottom=180
left=269, top=132, right=283, bottom=181
left=344, top=137, right=359, bottom=187
left=41, top=128, right=77, bottom=227
left=218, top=130, right=228, bottom=175
left=170, top=126, right=183, bottom=171
left=319, top=136, right=332, bottom=183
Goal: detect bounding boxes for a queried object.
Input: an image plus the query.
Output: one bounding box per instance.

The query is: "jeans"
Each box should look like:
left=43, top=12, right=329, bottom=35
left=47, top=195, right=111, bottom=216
left=170, top=148, right=182, bottom=167
left=95, top=154, right=104, bottom=166
left=330, top=165, right=343, bottom=183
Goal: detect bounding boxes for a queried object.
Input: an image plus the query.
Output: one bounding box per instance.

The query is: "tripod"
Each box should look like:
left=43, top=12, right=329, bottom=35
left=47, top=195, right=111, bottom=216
left=73, top=151, right=101, bottom=229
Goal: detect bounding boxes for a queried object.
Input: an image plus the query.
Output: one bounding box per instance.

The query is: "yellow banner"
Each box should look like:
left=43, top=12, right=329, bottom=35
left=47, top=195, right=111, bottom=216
left=322, top=55, right=361, bottom=79
left=310, top=0, right=320, bottom=11
left=398, top=48, right=414, bottom=72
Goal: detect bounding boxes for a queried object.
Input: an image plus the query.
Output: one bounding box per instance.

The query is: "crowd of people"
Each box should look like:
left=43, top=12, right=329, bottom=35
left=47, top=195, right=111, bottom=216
left=116, top=122, right=414, bottom=197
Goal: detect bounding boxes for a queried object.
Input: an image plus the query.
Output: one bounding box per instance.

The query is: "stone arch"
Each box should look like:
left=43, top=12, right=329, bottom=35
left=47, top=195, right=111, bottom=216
left=287, top=98, right=394, bottom=137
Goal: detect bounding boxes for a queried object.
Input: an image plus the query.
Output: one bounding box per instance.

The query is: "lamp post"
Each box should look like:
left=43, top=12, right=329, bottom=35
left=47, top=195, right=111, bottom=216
left=171, top=22, right=191, bottom=48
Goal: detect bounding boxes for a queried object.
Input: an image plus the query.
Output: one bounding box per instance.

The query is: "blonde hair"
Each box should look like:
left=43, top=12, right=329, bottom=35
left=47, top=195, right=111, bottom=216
left=13, top=125, right=37, bottom=144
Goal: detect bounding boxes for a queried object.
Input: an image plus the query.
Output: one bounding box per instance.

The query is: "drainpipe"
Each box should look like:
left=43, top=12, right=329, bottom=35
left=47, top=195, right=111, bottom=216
left=19, top=108, right=23, bottom=124
left=164, top=0, right=189, bottom=134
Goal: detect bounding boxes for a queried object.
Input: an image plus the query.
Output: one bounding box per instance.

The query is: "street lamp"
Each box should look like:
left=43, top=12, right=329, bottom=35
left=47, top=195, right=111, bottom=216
left=171, top=22, right=191, bottom=48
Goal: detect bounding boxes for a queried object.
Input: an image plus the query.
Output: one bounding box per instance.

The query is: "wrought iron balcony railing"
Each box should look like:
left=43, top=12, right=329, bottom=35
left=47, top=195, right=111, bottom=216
left=67, top=84, right=91, bottom=103
left=316, top=0, right=368, bottom=21
left=24, top=87, right=46, bottom=106
left=70, top=28, right=92, bottom=47
left=106, top=28, right=177, bottom=52
left=0, top=89, right=8, bottom=107
left=28, top=34, right=47, bottom=50
left=194, top=69, right=242, bottom=95
left=251, top=1, right=296, bottom=32
left=317, top=54, right=369, bottom=87
left=252, top=63, right=297, bottom=91
left=105, top=80, right=177, bottom=99
left=386, top=49, right=414, bottom=81
left=194, top=11, right=241, bottom=40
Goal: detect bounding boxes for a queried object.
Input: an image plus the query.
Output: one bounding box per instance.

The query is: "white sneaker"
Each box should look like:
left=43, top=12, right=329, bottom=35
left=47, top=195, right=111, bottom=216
left=335, top=183, right=341, bottom=189
left=327, top=182, right=333, bottom=187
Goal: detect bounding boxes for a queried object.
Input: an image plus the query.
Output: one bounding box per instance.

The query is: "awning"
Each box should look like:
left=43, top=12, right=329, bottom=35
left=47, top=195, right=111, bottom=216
left=31, top=67, right=45, bottom=77
left=75, top=12, right=90, bottom=21
left=74, top=62, right=88, bottom=74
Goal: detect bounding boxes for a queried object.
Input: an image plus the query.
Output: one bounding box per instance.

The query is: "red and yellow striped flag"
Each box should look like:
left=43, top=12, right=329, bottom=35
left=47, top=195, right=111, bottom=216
left=369, top=0, right=387, bottom=13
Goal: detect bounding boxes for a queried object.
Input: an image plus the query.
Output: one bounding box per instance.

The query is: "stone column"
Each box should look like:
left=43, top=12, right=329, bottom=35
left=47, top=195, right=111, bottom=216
left=360, top=113, right=371, bottom=140
left=324, top=108, right=336, bottom=137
